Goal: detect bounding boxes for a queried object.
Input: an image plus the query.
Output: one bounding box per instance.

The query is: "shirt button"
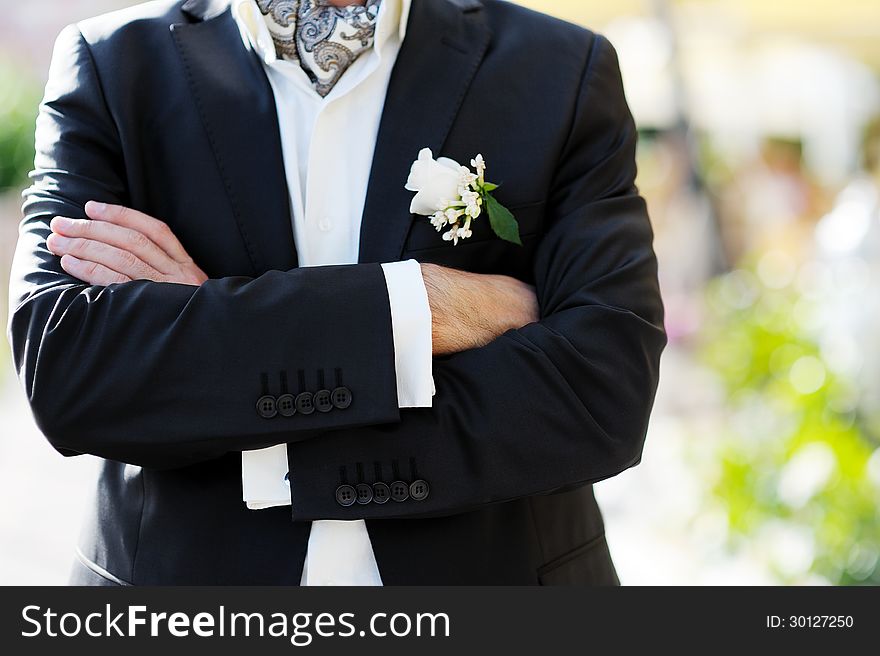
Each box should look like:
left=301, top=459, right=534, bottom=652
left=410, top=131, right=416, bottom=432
left=318, top=216, right=333, bottom=232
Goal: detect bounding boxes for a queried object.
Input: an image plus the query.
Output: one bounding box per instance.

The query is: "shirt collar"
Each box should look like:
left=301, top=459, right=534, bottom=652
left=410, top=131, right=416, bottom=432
left=232, top=0, right=411, bottom=66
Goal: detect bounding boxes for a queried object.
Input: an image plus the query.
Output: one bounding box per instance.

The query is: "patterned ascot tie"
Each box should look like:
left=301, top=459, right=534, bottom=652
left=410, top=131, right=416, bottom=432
left=255, top=0, right=382, bottom=97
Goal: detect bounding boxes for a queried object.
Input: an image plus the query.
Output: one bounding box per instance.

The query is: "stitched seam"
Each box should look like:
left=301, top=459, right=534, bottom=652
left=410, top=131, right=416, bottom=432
left=172, top=16, right=264, bottom=274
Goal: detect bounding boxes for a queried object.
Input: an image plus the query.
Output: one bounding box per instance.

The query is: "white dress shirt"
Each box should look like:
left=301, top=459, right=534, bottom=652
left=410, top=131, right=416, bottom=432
left=232, top=0, right=431, bottom=586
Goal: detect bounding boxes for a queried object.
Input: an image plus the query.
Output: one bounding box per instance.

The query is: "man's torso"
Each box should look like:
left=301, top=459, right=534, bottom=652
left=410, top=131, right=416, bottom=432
left=68, top=0, right=620, bottom=586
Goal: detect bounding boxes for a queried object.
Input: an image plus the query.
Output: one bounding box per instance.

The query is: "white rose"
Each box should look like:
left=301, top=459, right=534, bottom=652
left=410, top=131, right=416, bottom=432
left=405, top=148, right=464, bottom=216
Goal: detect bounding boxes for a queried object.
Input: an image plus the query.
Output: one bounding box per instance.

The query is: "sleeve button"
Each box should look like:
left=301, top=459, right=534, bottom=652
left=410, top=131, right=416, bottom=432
left=277, top=393, right=296, bottom=417
left=372, top=482, right=390, bottom=504
left=331, top=386, right=352, bottom=410
left=410, top=479, right=430, bottom=501
left=295, top=392, right=315, bottom=415
left=314, top=389, right=333, bottom=413
left=256, top=395, right=277, bottom=419
left=355, top=483, right=373, bottom=505
left=390, top=480, right=410, bottom=502
left=335, top=484, right=356, bottom=507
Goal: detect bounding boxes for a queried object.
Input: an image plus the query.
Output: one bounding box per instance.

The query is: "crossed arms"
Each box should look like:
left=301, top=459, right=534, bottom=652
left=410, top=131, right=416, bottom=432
left=44, top=201, right=540, bottom=358
left=7, top=28, right=665, bottom=519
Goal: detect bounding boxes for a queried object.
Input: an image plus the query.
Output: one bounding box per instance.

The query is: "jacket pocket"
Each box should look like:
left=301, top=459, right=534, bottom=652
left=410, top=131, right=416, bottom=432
left=537, top=533, right=620, bottom=586
left=403, top=199, right=546, bottom=252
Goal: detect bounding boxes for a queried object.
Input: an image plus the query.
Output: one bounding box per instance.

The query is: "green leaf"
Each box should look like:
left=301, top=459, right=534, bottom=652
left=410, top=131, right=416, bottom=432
left=481, top=181, right=499, bottom=192
left=484, top=192, right=522, bottom=246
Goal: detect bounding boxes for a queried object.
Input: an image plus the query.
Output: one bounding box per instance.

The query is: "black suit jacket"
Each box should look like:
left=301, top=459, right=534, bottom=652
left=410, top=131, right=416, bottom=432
left=7, top=0, right=665, bottom=585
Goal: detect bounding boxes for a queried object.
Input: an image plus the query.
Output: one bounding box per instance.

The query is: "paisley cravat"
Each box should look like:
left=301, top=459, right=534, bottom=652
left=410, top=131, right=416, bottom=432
left=255, top=0, right=382, bottom=97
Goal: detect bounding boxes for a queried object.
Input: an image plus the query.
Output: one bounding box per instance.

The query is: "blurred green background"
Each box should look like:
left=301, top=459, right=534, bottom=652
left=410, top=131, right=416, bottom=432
left=1, top=0, right=879, bottom=585
left=0, top=64, right=38, bottom=193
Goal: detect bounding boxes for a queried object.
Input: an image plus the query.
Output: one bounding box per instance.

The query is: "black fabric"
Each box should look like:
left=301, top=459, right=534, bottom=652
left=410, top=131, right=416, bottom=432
left=8, top=0, right=665, bottom=585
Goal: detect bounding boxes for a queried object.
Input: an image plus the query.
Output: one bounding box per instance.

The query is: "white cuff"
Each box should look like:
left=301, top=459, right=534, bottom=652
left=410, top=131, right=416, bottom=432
left=380, top=259, right=435, bottom=408
left=242, top=260, right=434, bottom=510
left=242, top=444, right=290, bottom=509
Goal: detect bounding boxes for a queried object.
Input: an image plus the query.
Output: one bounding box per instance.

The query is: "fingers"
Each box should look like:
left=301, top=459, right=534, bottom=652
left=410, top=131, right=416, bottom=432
left=59, top=254, right=132, bottom=286
left=84, top=201, right=191, bottom=262
left=47, top=233, right=160, bottom=282
left=51, top=215, right=177, bottom=275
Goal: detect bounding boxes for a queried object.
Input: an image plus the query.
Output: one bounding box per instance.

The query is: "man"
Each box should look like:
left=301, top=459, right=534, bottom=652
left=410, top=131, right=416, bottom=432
left=7, top=0, right=665, bottom=585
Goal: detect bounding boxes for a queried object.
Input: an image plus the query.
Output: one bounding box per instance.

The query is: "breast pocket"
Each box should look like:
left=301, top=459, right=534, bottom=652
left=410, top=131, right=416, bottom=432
left=402, top=199, right=546, bottom=253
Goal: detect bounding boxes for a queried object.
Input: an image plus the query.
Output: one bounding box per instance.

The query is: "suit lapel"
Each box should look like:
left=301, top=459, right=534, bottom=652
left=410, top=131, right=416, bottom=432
left=358, top=0, right=491, bottom=264
left=172, top=0, right=298, bottom=274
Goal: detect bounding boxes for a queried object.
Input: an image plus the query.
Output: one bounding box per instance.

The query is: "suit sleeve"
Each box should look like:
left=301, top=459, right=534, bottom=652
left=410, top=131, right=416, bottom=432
left=286, top=35, right=667, bottom=520
left=6, top=26, right=401, bottom=469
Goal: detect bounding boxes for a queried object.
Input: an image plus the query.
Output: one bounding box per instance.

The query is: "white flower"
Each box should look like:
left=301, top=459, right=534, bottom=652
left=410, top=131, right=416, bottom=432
left=458, top=167, right=478, bottom=190
left=430, top=211, right=448, bottom=231
left=405, top=148, right=464, bottom=216
left=405, top=149, right=507, bottom=246
left=445, top=207, right=462, bottom=221
left=471, top=154, right=486, bottom=182
left=461, top=190, right=482, bottom=218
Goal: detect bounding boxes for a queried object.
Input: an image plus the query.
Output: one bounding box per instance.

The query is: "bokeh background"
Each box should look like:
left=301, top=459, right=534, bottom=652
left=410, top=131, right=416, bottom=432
left=2, top=0, right=880, bottom=585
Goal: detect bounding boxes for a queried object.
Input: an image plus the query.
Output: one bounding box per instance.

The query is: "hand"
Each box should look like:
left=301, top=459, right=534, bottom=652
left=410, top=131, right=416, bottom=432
left=421, top=263, right=539, bottom=356
left=47, top=201, right=208, bottom=286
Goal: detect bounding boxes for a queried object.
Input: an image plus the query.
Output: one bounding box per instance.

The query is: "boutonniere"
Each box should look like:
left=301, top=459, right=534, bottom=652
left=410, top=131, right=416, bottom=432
left=405, top=148, right=521, bottom=246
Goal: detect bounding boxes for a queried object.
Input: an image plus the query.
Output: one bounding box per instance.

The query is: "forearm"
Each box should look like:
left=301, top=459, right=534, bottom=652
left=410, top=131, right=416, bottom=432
left=8, top=250, right=400, bottom=468
left=12, top=21, right=402, bottom=468
left=421, top=262, right=539, bottom=356
left=287, top=285, right=665, bottom=520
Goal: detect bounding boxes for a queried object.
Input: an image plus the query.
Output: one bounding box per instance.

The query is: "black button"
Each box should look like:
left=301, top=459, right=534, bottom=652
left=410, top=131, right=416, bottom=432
left=256, top=395, right=277, bottom=419
left=277, top=393, right=296, bottom=417
left=355, top=483, right=373, bottom=505
left=372, top=482, right=390, bottom=504
left=332, top=386, right=352, bottom=410
left=410, top=479, right=430, bottom=501
left=390, top=480, right=409, bottom=502
left=314, top=389, right=333, bottom=413
left=335, top=484, right=356, bottom=507
left=295, top=392, right=315, bottom=415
